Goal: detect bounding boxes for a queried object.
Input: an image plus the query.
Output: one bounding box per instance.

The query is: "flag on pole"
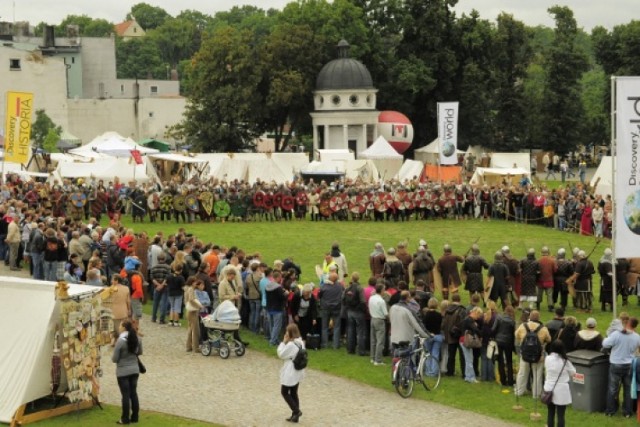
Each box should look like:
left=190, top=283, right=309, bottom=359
left=614, top=77, right=640, bottom=257
left=437, top=102, right=459, bottom=165
left=4, top=91, right=33, bottom=164
left=130, top=149, right=143, bottom=165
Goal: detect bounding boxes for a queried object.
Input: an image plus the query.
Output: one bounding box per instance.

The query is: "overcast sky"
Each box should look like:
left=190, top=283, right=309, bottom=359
left=1, top=0, right=636, bottom=31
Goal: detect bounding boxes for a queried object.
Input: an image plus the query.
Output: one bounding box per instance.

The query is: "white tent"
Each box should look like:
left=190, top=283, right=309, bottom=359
left=395, top=159, right=424, bottom=182
left=414, top=138, right=465, bottom=164
left=344, top=159, right=379, bottom=182
left=591, top=156, right=612, bottom=196
left=69, top=131, right=158, bottom=159
left=301, top=160, right=345, bottom=174
left=247, top=158, right=290, bottom=184
left=469, top=167, right=530, bottom=187
left=315, top=149, right=354, bottom=162
left=360, top=136, right=403, bottom=179
left=490, top=152, right=531, bottom=171
left=55, top=156, right=158, bottom=183
left=215, top=158, right=249, bottom=182
left=0, top=278, right=102, bottom=423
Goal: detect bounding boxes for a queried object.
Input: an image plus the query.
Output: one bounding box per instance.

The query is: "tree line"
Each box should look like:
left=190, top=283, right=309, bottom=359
left=35, top=1, right=637, bottom=154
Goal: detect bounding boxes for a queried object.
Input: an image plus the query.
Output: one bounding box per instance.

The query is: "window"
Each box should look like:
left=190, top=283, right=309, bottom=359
left=349, top=94, right=359, bottom=106
left=331, top=95, right=341, bottom=106
left=150, top=86, right=158, bottom=96
left=10, top=59, right=20, bottom=70
left=120, top=84, right=125, bottom=94
left=71, top=57, right=75, bottom=64
left=148, top=112, right=154, bottom=118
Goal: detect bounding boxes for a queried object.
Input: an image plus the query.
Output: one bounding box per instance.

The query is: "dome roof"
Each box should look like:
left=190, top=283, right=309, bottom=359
left=316, top=40, right=373, bottom=90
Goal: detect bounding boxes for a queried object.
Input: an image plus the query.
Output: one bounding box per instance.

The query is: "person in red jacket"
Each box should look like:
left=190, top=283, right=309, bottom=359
left=538, top=246, right=557, bottom=312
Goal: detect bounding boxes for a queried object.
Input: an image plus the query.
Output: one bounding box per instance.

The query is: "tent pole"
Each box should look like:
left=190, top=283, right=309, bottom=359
left=610, top=76, right=617, bottom=319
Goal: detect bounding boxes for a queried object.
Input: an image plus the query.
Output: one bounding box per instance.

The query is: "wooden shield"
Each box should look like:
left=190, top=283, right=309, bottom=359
left=282, top=196, right=294, bottom=211
left=253, top=191, right=265, bottom=207
left=483, top=276, right=495, bottom=304
left=160, top=194, right=173, bottom=211
left=186, top=194, right=199, bottom=212
left=173, top=194, right=186, bottom=212
left=214, top=200, right=231, bottom=217
left=433, top=267, right=443, bottom=296
left=200, top=191, right=213, bottom=216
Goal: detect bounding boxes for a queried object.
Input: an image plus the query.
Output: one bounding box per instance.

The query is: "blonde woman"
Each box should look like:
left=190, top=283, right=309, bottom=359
left=184, top=277, right=203, bottom=353
left=277, top=324, right=305, bottom=423
left=480, top=301, right=498, bottom=382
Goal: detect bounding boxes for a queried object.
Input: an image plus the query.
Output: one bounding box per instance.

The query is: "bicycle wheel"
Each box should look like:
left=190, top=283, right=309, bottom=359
left=394, top=359, right=414, bottom=398
left=420, top=354, right=441, bottom=391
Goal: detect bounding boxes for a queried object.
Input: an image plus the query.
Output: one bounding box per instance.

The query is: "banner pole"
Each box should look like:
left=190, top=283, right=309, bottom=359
left=611, top=75, right=617, bottom=320
left=1, top=91, right=6, bottom=186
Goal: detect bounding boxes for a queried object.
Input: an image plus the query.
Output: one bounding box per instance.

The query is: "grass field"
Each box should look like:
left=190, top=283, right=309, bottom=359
left=34, top=218, right=636, bottom=426
left=116, top=217, right=637, bottom=427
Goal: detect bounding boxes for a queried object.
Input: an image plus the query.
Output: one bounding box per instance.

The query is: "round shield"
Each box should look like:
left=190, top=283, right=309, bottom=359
left=173, top=195, right=186, bottom=212
left=185, top=194, right=199, bottom=212
left=200, top=192, right=214, bottom=216
left=384, top=194, right=394, bottom=209
left=160, top=194, right=173, bottom=211
left=296, top=192, right=308, bottom=206
left=71, top=192, right=87, bottom=208
left=253, top=191, right=265, bottom=207
left=349, top=197, right=360, bottom=214
left=273, top=193, right=284, bottom=209
left=230, top=200, right=246, bottom=217
left=282, top=196, right=295, bottom=211
left=329, top=196, right=341, bottom=212
left=214, top=200, right=231, bottom=217
left=319, top=199, right=332, bottom=217
left=375, top=201, right=387, bottom=212
left=263, top=194, right=273, bottom=210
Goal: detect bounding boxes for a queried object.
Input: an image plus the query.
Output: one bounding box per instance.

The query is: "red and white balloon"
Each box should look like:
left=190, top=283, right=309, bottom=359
left=377, top=111, right=414, bottom=154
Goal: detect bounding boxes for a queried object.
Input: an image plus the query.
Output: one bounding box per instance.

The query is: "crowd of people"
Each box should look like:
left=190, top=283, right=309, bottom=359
left=2, top=172, right=637, bottom=425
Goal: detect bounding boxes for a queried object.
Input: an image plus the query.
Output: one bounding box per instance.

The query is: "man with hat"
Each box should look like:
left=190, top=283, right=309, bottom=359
left=437, top=244, right=463, bottom=300
left=369, top=243, right=386, bottom=279
left=575, top=250, right=595, bottom=312
left=538, top=246, right=557, bottom=312
left=553, top=248, right=574, bottom=311
left=575, top=318, right=603, bottom=351
left=519, top=248, right=540, bottom=310
left=462, top=244, right=489, bottom=298
left=598, top=248, right=615, bottom=312
left=502, top=246, right=521, bottom=305
left=383, top=248, right=404, bottom=289
left=487, top=251, right=510, bottom=307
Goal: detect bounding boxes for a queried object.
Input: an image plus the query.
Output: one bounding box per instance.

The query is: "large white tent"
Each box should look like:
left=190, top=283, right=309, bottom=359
left=360, top=136, right=403, bottom=179
left=395, top=159, right=424, bottom=182
left=591, top=155, right=612, bottom=196
left=0, top=278, right=102, bottom=424
left=69, top=132, right=158, bottom=159
left=55, top=156, right=158, bottom=183
left=413, top=138, right=465, bottom=164
left=315, top=149, right=354, bottom=162
left=194, top=153, right=308, bottom=183
left=469, top=167, right=530, bottom=187
left=490, top=152, right=531, bottom=171
left=247, top=158, right=291, bottom=184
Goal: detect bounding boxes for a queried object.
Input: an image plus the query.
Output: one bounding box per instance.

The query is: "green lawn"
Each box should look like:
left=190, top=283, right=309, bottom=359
left=110, top=218, right=637, bottom=426
left=28, top=404, right=217, bottom=427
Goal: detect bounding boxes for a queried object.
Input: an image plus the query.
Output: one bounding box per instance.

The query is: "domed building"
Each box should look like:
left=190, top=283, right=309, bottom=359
left=310, top=40, right=379, bottom=156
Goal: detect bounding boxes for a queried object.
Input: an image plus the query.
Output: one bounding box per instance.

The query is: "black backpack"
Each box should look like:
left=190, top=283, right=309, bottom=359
left=521, top=323, right=543, bottom=363
left=343, top=284, right=361, bottom=309
left=292, top=342, right=308, bottom=370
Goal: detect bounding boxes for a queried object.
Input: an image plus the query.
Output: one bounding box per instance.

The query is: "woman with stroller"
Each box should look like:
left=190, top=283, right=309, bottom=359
left=277, top=324, right=306, bottom=423
left=184, top=277, right=204, bottom=353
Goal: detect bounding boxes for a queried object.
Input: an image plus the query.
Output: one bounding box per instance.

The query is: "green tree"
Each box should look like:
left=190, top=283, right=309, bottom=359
left=115, top=36, right=166, bottom=79
left=56, top=15, right=113, bottom=36
left=181, top=26, right=266, bottom=152
left=31, top=109, right=61, bottom=149
left=42, top=128, right=61, bottom=154
left=126, top=2, right=170, bottom=30
left=491, top=13, right=531, bottom=151
left=539, top=6, right=588, bottom=153
left=148, top=17, right=202, bottom=68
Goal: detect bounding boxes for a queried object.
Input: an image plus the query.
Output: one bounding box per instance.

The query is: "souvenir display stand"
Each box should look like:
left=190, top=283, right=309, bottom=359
left=0, top=278, right=106, bottom=426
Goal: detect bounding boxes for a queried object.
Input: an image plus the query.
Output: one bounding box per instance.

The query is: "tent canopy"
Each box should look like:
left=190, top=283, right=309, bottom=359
left=139, top=138, right=171, bottom=153
left=414, top=138, right=465, bottom=164
left=315, top=149, right=354, bottom=162
left=469, top=167, right=530, bottom=186
left=148, top=153, right=207, bottom=164
left=490, top=152, right=530, bottom=171
left=0, top=278, right=102, bottom=423
left=590, top=156, right=612, bottom=197
left=360, top=136, right=403, bottom=160
left=395, top=159, right=424, bottom=182
left=69, top=132, right=158, bottom=159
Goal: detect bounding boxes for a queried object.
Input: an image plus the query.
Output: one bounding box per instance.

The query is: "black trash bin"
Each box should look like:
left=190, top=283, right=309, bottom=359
left=566, top=350, right=609, bottom=413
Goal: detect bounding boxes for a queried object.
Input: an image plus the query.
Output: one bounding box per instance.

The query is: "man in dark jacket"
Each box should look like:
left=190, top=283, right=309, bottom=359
left=462, top=244, right=489, bottom=297
left=441, top=294, right=467, bottom=377
left=149, top=253, right=172, bottom=324
left=343, top=272, right=367, bottom=355
left=319, top=272, right=344, bottom=349
left=106, top=235, right=125, bottom=280
left=265, top=270, right=289, bottom=346
left=487, top=251, right=510, bottom=308
left=437, top=244, right=463, bottom=300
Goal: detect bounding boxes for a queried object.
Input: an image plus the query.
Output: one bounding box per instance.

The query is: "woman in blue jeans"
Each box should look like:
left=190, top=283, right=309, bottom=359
left=459, top=307, right=483, bottom=383
left=111, top=319, right=143, bottom=424
left=421, top=297, right=443, bottom=375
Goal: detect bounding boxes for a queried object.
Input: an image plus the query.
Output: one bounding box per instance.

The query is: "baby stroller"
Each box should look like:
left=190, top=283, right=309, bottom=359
left=201, top=300, right=246, bottom=359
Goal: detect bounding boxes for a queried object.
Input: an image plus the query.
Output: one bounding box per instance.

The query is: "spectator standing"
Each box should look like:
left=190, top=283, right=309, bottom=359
left=368, top=283, right=388, bottom=366
left=319, top=272, right=344, bottom=349
left=492, top=305, right=516, bottom=386
left=149, top=253, right=171, bottom=324
left=111, top=319, right=142, bottom=425
left=515, top=310, right=551, bottom=398
left=266, top=271, right=289, bottom=346
left=574, top=317, right=603, bottom=351
left=544, top=340, right=576, bottom=427
left=343, top=272, right=366, bottom=356
left=277, top=324, right=305, bottom=423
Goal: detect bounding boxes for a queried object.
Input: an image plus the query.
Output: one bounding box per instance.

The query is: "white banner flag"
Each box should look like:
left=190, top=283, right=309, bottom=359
left=437, top=102, right=459, bottom=165
left=615, top=77, right=640, bottom=257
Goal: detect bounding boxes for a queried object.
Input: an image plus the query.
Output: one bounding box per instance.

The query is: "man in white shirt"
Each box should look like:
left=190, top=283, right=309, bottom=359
left=368, top=282, right=388, bottom=366
left=602, top=317, right=640, bottom=417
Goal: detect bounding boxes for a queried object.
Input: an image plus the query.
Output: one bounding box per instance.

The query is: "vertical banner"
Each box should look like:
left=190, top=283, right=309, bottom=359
left=130, top=150, right=143, bottom=165
left=437, top=102, right=459, bottom=165
left=4, top=91, right=33, bottom=164
left=615, top=77, right=640, bottom=257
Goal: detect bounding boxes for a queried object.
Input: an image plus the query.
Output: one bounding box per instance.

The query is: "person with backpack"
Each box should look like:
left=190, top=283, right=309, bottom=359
left=515, top=310, right=551, bottom=398
left=441, top=294, right=467, bottom=377
left=343, top=272, right=366, bottom=356
left=277, top=323, right=306, bottom=423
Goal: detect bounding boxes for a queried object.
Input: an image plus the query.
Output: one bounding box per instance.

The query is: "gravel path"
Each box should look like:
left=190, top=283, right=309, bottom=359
left=96, top=319, right=519, bottom=426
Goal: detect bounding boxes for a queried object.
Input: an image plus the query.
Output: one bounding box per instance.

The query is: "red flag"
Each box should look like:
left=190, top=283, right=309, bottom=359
left=131, top=150, right=143, bottom=165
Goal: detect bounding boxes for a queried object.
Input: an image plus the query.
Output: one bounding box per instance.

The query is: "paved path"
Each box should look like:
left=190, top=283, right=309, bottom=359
left=96, top=319, right=518, bottom=426
left=2, top=258, right=518, bottom=426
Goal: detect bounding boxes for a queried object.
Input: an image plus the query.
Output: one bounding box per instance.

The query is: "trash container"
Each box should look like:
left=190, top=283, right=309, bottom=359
left=567, top=350, right=610, bottom=413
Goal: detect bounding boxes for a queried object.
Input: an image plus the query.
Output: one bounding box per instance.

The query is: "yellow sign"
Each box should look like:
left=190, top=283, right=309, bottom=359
left=4, top=91, right=34, bottom=164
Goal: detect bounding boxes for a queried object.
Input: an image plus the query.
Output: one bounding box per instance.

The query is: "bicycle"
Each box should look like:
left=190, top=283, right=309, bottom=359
left=392, top=334, right=441, bottom=398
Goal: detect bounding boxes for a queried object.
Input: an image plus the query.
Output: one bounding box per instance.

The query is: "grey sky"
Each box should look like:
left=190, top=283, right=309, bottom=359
left=1, top=0, right=636, bottom=31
